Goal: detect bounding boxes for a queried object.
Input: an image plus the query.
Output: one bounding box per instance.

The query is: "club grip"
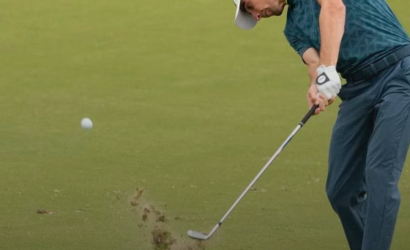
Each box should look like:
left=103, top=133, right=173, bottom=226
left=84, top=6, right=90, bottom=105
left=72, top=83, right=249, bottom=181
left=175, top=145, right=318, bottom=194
left=300, top=104, right=319, bottom=126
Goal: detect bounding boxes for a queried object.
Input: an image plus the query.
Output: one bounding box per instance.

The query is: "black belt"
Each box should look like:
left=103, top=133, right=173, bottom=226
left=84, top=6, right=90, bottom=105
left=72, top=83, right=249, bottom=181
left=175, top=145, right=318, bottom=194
left=343, top=45, right=410, bottom=82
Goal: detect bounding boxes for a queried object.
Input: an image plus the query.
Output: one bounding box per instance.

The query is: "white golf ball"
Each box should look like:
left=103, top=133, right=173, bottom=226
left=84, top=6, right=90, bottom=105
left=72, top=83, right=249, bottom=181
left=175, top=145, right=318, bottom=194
left=81, top=118, right=93, bottom=129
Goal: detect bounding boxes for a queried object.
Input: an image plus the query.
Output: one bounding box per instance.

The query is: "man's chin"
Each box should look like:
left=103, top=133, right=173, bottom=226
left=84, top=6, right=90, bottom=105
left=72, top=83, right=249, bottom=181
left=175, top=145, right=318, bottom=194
left=273, top=5, right=286, bottom=16
left=274, top=11, right=284, bottom=16
left=273, top=10, right=284, bottom=16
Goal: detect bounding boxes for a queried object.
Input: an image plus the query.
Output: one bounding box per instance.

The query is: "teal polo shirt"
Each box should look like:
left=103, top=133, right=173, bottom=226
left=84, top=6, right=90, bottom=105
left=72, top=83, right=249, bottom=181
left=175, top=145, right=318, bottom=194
left=284, top=0, right=410, bottom=76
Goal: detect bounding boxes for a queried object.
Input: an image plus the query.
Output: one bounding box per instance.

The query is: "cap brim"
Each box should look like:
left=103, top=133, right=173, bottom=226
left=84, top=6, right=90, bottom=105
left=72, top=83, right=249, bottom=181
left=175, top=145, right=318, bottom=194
left=235, top=2, right=257, bottom=30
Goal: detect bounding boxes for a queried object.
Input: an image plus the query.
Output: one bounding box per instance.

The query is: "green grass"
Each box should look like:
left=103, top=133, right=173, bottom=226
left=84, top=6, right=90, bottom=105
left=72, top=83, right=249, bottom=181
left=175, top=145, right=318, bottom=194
left=1, top=1, right=410, bottom=249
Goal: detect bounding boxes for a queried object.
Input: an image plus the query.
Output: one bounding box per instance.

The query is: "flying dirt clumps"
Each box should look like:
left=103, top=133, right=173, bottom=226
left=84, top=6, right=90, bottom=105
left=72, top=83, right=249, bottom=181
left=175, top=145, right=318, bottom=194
left=131, top=188, right=206, bottom=250
left=152, top=226, right=176, bottom=250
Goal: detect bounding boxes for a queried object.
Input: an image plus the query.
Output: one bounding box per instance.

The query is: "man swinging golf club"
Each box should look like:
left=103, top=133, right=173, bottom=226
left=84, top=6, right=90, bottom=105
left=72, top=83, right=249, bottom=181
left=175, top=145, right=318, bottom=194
left=232, top=0, right=410, bottom=250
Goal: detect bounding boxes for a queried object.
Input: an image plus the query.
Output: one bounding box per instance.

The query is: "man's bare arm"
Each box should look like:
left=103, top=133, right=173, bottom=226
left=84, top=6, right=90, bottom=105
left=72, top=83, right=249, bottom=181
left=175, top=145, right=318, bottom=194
left=317, top=0, right=346, bottom=66
left=303, top=48, right=321, bottom=85
left=303, top=48, right=329, bottom=113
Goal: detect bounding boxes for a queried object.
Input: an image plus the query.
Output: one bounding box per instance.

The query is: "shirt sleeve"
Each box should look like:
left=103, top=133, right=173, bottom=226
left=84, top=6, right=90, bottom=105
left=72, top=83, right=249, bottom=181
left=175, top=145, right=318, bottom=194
left=284, top=21, right=314, bottom=60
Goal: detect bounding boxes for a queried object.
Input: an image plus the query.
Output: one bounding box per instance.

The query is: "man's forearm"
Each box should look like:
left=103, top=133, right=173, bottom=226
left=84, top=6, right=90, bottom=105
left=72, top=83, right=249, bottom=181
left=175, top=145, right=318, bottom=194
left=318, top=0, right=346, bottom=66
left=303, top=48, right=321, bottom=85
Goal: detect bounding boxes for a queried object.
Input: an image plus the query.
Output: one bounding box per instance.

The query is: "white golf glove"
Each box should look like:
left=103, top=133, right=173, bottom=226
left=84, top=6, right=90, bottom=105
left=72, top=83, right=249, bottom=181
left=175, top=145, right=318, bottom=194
left=315, top=65, right=341, bottom=100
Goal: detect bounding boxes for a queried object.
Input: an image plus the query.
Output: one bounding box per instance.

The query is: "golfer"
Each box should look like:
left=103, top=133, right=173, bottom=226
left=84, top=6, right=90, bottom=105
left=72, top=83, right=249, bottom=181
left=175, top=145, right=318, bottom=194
left=231, top=0, right=410, bottom=249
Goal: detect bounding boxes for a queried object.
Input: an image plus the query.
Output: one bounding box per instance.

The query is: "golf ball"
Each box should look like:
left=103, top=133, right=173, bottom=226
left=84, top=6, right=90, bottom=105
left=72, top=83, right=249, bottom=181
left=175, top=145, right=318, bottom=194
left=81, top=118, right=93, bottom=129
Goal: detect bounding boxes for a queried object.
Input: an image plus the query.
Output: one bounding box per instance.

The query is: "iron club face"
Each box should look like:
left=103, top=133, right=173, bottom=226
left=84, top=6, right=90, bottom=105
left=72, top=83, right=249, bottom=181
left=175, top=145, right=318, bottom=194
left=187, top=230, right=209, bottom=240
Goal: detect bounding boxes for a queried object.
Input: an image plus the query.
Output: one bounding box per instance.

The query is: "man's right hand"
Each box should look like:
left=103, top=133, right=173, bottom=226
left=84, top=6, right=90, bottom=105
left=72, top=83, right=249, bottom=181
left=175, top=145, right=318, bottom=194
left=307, top=84, right=335, bottom=115
left=302, top=48, right=337, bottom=115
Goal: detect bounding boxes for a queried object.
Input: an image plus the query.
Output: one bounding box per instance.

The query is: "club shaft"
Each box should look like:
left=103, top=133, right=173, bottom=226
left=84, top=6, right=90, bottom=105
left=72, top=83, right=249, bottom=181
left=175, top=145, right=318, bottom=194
left=189, top=105, right=318, bottom=239
left=219, top=124, right=301, bottom=221
left=211, top=105, right=317, bottom=236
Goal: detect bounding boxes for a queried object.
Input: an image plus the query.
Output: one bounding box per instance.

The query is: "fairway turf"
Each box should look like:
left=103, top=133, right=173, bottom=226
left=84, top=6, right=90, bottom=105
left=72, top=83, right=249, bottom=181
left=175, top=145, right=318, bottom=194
left=1, top=1, right=410, bottom=250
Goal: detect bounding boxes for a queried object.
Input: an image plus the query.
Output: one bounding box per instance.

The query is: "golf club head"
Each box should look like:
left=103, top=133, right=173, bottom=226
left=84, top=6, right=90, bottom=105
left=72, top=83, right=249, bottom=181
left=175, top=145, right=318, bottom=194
left=187, top=230, right=209, bottom=240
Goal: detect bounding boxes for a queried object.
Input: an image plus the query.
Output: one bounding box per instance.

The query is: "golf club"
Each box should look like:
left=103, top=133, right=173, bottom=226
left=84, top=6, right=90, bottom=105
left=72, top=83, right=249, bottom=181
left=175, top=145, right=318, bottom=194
left=187, top=104, right=319, bottom=240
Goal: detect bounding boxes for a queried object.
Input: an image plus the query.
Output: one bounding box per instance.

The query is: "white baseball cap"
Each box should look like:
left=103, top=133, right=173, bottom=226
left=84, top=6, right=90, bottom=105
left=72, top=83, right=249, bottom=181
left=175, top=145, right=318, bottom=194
left=232, top=0, right=258, bottom=29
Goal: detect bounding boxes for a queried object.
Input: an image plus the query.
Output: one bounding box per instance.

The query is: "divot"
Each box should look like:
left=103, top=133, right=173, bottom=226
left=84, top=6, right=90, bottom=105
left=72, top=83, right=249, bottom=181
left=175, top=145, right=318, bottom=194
left=131, top=188, right=206, bottom=250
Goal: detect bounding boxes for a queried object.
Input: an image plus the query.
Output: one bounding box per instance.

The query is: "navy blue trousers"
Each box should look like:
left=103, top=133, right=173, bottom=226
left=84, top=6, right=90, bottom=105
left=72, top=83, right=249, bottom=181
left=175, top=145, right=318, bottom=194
left=326, top=56, right=410, bottom=250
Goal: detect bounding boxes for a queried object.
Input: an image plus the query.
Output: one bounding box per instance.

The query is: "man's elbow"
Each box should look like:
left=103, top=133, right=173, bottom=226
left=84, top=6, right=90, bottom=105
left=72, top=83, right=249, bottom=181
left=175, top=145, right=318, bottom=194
left=303, top=48, right=320, bottom=66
